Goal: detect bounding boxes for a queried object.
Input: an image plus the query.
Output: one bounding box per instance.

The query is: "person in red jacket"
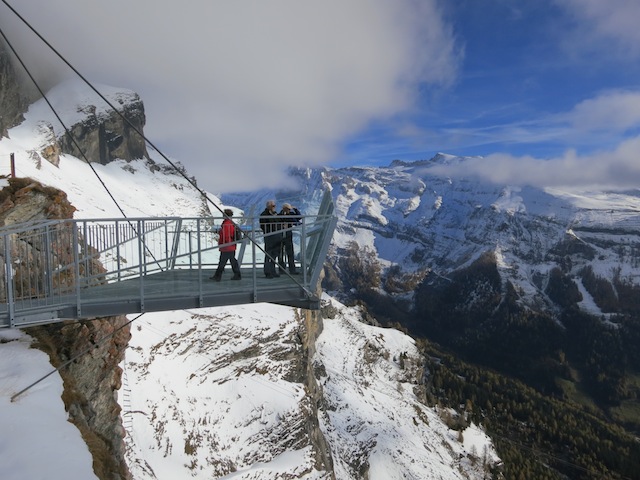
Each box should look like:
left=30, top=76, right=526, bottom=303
left=211, top=208, right=242, bottom=281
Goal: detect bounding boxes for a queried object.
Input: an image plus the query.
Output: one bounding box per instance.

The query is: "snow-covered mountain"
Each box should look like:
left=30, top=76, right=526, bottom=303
left=226, top=157, right=640, bottom=319
left=0, top=79, right=500, bottom=478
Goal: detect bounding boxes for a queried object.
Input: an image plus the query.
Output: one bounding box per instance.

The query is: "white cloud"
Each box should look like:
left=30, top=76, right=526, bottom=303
left=558, top=0, right=640, bottom=57
left=0, top=0, right=460, bottom=193
left=429, top=136, right=640, bottom=190
left=563, top=90, right=640, bottom=133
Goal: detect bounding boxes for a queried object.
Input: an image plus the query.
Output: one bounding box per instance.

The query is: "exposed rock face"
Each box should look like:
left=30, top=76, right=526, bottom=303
left=0, top=176, right=76, bottom=225
left=0, top=180, right=131, bottom=480
left=57, top=96, right=149, bottom=165
left=300, top=308, right=335, bottom=476
left=0, top=177, right=78, bottom=301
left=0, top=38, right=36, bottom=137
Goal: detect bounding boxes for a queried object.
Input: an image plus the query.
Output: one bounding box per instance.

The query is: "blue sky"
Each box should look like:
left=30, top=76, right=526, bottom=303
left=2, top=0, right=640, bottom=192
left=345, top=1, right=640, bottom=170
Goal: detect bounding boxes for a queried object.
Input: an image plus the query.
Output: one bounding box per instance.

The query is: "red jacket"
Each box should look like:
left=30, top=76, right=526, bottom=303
left=218, top=218, right=237, bottom=252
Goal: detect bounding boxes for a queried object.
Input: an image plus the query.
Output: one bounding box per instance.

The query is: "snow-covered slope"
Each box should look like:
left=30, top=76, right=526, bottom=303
left=0, top=80, right=499, bottom=478
left=123, top=300, right=498, bottom=480
left=316, top=296, right=498, bottom=479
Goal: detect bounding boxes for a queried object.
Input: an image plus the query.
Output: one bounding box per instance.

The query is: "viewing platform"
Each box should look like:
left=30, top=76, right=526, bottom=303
left=0, top=191, right=336, bottom=328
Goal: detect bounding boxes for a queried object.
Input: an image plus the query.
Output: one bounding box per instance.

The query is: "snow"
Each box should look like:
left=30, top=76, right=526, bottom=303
left=25, top=79, right=141, bottom=137
left=122, top=306, right=329, bottom=479
left=0, top=80, right=217, bottom=220
left=491, top=186, right=526, bottom=215
left=0, top=79, right=501, bottom=479
left=0, top=330, right=98, bottom=480
left=575, top=278, right=605, bottom=317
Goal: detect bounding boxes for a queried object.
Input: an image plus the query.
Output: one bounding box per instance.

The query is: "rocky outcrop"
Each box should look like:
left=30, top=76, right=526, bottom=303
left=0, top=177, right=78, bottom=301
left=0, top=176, right=76, bottom=225
left=0, top=38, right=36, bottom=137
left=57, top=95, right=149, bottom=165
left=1, top=36, right=148, bottom=166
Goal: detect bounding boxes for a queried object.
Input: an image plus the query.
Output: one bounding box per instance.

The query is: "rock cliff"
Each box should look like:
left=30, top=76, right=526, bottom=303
left=56, top=91, right=149, bottom=165
left=0, top=38, right=36, bottom=137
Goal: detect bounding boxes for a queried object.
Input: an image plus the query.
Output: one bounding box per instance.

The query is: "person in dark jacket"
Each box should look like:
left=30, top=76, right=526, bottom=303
left=211, top=208, right=242, bottom=281
left=278, top=203, right=301, bottom=274
left=259, top=199, right=282, bottom=278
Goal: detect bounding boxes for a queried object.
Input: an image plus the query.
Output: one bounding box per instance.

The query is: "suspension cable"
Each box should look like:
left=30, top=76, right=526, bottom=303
left=11, top=313, right=144, bottom=402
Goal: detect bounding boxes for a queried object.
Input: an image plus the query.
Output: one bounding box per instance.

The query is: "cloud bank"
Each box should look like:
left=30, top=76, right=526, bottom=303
left=559, top=0, right=640, bottom=57
left=0, top=0, right=460, bottom=193
left=429, top=138, right=640, bottom=191
left=430, top=88, right=640, bottom=191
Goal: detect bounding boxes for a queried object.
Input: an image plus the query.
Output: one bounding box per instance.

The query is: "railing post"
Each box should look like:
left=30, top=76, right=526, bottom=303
left=83, top=221, right=90, bottom=283
left=138, top=219, right=145, bottom=312
left=115, top=220, right=121, bottom=281
left=164, top=220, right=169, bottom=270
left=4, top=235, right=15, bottom=328
left=44, top=225, right=54, bottom=297
left=301, top=217, right=307, bottom=284
left=251, top=228, right=258, bottom=302
left=168, top=218, right=182, bottom=270
left=73, top=222, right=81, bottom=318
left=197, top=218, right=203, bottom=307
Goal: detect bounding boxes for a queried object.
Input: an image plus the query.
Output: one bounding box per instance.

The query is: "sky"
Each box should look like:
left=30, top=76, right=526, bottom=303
left=1, top=0, right=640, bottom=192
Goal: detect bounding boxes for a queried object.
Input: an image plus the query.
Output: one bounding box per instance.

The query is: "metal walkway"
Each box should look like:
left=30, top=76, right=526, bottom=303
left=0, top=191, right=336, bottom=328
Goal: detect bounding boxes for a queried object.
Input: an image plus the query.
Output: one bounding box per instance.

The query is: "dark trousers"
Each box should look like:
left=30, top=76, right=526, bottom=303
left=215, top=251, right=240, bottom=278
left=279, top=233, right=296, bottom=272
left=264, top=234, right=282, bottom=276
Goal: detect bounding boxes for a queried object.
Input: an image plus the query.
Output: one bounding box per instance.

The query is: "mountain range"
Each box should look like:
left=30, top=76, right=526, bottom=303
left=236, top=155, right=640, bottom=309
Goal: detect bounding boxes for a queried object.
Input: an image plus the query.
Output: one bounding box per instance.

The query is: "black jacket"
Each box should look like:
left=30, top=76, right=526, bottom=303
left=278, top=207, right=301, bottom=235
left=259, top=208, right=281, bottom=235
